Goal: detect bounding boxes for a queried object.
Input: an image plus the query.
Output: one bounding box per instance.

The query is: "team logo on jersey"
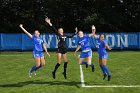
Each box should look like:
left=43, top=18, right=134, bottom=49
left=79, top=39, right=86, bottom=46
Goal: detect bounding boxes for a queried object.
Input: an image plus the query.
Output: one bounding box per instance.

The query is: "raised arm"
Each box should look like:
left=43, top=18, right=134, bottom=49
left=19, top=24, right=32, bottom=38
left=45, top=17, right=59, bottom=35
left=89, top=25, right=97, bottom=38
left=66, top=27, right=78, bottom=38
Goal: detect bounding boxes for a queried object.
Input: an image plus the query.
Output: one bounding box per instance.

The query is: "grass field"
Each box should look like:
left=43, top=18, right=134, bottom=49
left=0, top=51, right=140, bottom=93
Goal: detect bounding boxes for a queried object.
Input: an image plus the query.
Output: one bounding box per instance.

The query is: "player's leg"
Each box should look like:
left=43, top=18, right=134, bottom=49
left=29, top=57, right=41, bottom=77
left=78, top=58, right=84, bottom=65
left=101, top=58, right=111, bottom=81
left=62, top=53, right=68, bottom=79
left=34, top=53, right=45, bottom=73
left=99, top=59, right=107, bottom=80
left=40, top=56, right=46, bottom=66
left=52, top=53, right=62, bottom=79
left=79, top=52, right=88, bottom=67
left=87, top=56, right=95, bottom=72
left=86, top=51, right=94, bottom=72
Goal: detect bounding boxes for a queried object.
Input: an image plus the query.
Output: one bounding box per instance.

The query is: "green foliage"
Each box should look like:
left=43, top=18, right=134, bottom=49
left=0, top=0, right=139, bottom=33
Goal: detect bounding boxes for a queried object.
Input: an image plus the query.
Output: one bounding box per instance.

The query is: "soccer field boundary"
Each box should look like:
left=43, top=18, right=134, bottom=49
left=79, top=65, right=140, bottom=88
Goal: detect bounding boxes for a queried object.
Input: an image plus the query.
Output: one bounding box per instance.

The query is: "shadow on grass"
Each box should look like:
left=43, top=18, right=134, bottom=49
left=0, top=80, right=81, bottom=88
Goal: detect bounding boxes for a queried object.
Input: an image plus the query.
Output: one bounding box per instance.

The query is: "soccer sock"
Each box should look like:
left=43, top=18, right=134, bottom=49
left=53, top=63, right=60, bottom=73
left=35, top=64, right=42, bottom=71
left=64, top=62, right=68, bottom=74
left=102, top=65, right=111, bottom=76
left=30, top=65, right=37, bottom=73
left=90, top=63, right=94, bottom=68
left=100, top=65, right=106, bottom=74
left=81, top=62, right=88, bottom=65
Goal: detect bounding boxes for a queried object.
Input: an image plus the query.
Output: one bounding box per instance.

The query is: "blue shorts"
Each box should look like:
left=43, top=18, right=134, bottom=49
left=99, top=53, right=108, bottom=59
left=80, top=50, right=92, bottom=58
left=33, top=51, right=44, bottom=58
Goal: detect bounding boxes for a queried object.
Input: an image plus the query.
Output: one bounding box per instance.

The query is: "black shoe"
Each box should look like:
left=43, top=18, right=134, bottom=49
left=52, top=72, right=56, bottom=79
left=103, top=74, right=107, bottom=80
left=108, top=75, right=111, bottom=81
left=62, top=72, right=67, bottom=79
left=92, top=66, right=95, bottom=72
left=86, top=64, right=88, bottom=68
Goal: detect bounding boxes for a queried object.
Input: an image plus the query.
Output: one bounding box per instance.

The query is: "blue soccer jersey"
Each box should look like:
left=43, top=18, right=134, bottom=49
left=78, top=35, right=91, bottom=52
left=32, top=35, right=44, bottom=52
left=96, top=38, right=108, bottom=58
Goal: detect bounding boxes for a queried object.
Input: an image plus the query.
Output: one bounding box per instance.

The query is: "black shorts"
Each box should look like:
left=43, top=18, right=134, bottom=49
left=56, top=47, right=67, bottom=54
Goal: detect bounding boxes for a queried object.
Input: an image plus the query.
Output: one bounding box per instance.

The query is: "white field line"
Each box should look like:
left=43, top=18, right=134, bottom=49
left=80, top=65, right=85, bottom=87
left=80, top=65, right=140, bottom=88
left=83, top=85, right=140, bottom=88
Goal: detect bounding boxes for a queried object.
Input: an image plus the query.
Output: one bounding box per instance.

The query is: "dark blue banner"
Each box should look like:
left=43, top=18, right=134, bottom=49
left=0, top=32, right=140, bottom=50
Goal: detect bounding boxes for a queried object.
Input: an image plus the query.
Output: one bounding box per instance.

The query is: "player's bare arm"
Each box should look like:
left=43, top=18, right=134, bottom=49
left=19, top=24, right=32, bottom=38
left=43, top=43, right=50, bottom=57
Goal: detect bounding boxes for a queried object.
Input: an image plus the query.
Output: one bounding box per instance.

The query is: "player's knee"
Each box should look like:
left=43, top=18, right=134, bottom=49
left=87, top=62, right=91, bottom=65
left=78, top=62, right=82, bottom=65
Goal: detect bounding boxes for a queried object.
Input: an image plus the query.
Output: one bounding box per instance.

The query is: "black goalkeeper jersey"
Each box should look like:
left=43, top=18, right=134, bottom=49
left=51, top=25, right=76, bottom=49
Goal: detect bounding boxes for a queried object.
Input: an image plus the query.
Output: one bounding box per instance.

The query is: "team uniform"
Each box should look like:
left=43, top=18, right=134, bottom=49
left=78, top=35, right=94, bottom=72
left=29, top=35, right=45, bottom=77
left=51, top=26, right=76, bottom=54
left=96, top=38, right=108, bottom=59
left=78, top=35, right=92, bottom=58
left=95, top=37, right=111, bottom=81
left=50, top=25, right=76, bottom=79
left=32, top=35, right=45, bottom=57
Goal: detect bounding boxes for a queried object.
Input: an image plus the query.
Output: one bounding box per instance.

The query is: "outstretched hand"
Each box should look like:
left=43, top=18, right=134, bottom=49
left=46, top=52, right=50, bottom=57
left=108, top=47, right=112, bottom=50
left=75, top=27, right=78, bottom=34
left=45, top=17, right=51, bottom=24
left=19, top=24, right=23, bottom=28
left=74, top=51, right=77, bottom=56
left=92, top=25, right=96, bottom=30
left=45, top=17, right=52, bottom=26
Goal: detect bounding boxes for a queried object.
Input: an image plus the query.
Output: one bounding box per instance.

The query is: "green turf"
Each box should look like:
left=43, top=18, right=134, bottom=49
left=0, top=51, right=140, bottom=93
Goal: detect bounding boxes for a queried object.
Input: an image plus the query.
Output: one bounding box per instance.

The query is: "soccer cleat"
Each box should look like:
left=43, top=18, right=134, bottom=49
left=108, top=75, right=111, bottom=81
left=34, top=71, right=36, bottom=76
left=92, top=66, right=95, bottom=72
left=86, top=64, right=88, bottom=68
left=29, top=70, right=32, bottom=78
left=103, top=74, right=107, bottom=80
left=62, top=72, right=67, bottom=79
left=52, top=71, right=56, bottom=79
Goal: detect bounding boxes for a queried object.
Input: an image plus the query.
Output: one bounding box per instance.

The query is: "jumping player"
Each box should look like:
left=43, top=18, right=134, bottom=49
left=45, top=17, right=77, bottom=79
left=19, top=24, right=50, bottom=77
left=93, top=32, right=112, bottom=81
left=74, top=25, right=96, bottom=72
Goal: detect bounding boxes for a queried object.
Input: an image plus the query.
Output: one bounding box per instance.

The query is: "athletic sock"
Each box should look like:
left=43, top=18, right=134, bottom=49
left=100, top=65, right=106, bottom=75
left=90, top=63, right=94, bottom=68
left=64, top=62, right=68, bottom=74
left=30, top=65, right=37, bottom=73
left=35, top=64, right=42, bottom=71
left=102, top=65, right=111, bottom=76
left=53, top=63, right=60, bottom=73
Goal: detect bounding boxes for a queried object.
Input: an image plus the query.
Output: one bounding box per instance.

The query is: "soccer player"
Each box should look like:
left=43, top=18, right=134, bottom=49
left=19, top=24, right=50, bottom=78
left=45, top=17, right=77, bottom=79
left=74, top=25, right=96, bottom=72
left=93, top=31, right=112, bottom=81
